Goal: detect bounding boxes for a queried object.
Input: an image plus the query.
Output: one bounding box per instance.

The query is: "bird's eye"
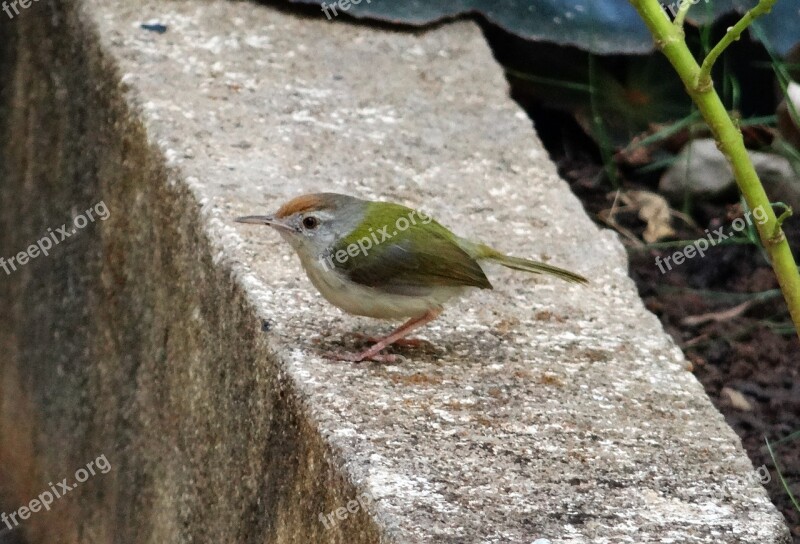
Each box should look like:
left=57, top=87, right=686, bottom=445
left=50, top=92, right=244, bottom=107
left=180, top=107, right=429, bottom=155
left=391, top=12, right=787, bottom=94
left=302, top=216, right=320, bottom=229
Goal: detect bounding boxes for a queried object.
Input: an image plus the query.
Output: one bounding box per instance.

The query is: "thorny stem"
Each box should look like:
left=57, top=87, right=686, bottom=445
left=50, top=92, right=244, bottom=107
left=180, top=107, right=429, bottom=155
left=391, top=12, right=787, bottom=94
left=696, top=0, right=778, bottom=89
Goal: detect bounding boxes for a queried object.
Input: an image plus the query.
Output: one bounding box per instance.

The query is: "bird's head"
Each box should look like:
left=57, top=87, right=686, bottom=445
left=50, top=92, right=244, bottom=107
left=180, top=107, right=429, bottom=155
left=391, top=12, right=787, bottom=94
left=236, top=192, right=365, bottom=259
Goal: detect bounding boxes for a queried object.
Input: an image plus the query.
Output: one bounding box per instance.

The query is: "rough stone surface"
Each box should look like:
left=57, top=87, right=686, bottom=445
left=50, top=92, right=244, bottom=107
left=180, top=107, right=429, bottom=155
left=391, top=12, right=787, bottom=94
left=0, top=1, right=791, bottom=543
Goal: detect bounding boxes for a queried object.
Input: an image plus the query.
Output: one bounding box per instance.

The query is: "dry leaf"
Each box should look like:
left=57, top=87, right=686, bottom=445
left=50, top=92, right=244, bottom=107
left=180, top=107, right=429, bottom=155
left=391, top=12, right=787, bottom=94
left=721, top=387, right=753, bottom=411
left=681, top=300, right=754, bottom=327
left=621, top=190, right=676, bottom=243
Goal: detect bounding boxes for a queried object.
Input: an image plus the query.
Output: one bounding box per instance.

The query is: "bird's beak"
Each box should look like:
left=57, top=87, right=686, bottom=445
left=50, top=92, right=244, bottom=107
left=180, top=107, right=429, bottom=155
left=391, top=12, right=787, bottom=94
left=235, top=215, right=293, bottom=231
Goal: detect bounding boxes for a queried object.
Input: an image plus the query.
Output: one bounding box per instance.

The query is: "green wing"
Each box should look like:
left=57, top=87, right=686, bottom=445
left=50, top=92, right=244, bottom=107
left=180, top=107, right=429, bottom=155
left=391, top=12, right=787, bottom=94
left=330, top=203, right=492, bottom=296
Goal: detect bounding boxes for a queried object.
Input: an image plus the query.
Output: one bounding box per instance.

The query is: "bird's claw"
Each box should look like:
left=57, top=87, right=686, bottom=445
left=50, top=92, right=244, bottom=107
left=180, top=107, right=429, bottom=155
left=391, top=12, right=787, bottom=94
left=350, top=333, right=433, bottom=350
left=322, top=350, right=399, bottom=364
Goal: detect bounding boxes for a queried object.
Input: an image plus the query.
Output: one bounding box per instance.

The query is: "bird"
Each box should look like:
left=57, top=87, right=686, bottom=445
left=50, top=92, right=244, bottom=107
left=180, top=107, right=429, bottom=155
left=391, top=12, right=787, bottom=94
left=236, top=193, right=587, bottom=363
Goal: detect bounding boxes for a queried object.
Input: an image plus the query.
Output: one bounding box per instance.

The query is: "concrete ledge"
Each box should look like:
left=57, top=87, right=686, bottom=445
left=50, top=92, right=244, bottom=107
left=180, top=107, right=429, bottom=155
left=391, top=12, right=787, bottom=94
left=0, top=0, right=790, bottom=542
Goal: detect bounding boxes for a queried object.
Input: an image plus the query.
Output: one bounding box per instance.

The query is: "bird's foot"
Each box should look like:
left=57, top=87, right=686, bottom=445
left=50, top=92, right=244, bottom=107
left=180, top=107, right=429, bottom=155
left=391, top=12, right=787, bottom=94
left=322, top=350, right=399, bottom=364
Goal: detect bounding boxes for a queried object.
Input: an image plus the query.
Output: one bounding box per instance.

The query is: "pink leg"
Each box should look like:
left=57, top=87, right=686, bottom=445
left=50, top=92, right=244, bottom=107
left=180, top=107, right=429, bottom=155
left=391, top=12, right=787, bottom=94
left=327, top=308, right=442, bottom=363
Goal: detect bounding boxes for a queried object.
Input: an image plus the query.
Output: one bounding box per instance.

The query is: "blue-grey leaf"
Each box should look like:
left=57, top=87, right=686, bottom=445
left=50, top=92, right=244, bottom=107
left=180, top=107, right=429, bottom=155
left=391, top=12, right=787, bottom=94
left=295, top=0, right=798, bottom=56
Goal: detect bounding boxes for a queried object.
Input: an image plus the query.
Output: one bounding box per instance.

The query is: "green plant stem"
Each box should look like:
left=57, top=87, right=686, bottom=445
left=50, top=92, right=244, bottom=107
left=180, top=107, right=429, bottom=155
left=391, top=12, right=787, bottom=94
left=629, top=0, right=800, bottom=339
left=765, top=437, right=800, bottom=513
left=673, top=0, right=692, bottom=29
left=588, top=55, right=619, bottom=187
left=696, top=0, right=778, bottom=89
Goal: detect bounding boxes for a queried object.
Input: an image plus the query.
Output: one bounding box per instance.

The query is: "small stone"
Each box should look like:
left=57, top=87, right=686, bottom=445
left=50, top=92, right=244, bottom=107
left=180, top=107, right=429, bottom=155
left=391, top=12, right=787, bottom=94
left=660, top=138, right=800, bottom=211
left=659, top=139, right=737, bottom=200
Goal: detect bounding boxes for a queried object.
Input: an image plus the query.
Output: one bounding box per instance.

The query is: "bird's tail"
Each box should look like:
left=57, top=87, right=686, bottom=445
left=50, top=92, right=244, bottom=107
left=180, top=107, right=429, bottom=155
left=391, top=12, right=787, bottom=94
left=472, top=243, right=588, bottom=284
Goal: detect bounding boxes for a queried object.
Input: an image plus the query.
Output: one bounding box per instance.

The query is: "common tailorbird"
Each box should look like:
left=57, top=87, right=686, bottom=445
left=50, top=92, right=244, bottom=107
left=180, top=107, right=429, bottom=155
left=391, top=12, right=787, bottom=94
left=237, top=193, right=587, bottom=363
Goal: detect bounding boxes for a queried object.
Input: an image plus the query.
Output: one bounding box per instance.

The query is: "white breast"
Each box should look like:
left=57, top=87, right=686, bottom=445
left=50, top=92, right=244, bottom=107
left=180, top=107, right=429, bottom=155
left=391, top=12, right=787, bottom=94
left=298, top=254, right=466, bottom=320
